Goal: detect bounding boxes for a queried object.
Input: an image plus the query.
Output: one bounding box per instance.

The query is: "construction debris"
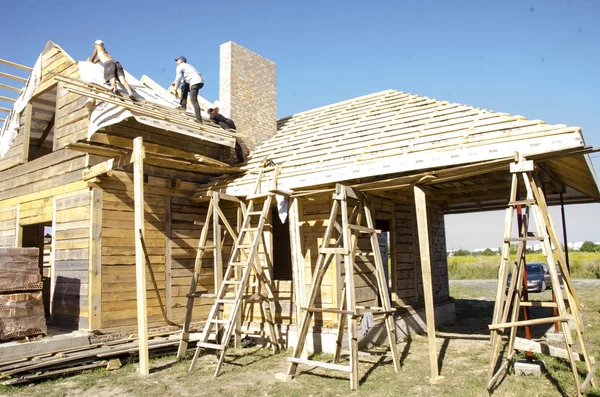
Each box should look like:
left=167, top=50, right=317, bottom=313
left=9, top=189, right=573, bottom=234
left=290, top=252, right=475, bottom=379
left=0, top=333, right=185, bottom=385
left=0, top=248, right=46, bottom=341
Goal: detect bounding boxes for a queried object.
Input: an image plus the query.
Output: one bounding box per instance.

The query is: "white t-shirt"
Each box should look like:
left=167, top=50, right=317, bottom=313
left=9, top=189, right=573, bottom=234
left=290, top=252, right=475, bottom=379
left=175, top=63, right=204, bottom=87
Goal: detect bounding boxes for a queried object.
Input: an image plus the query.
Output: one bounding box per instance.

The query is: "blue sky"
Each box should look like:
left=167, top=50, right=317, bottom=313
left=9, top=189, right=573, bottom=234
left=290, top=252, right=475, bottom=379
left=1, top=0, right=599, bottom=249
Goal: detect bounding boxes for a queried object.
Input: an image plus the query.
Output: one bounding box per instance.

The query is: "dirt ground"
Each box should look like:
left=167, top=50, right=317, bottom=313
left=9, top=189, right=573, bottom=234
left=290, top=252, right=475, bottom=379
left=1, top=280, right=598, bottom=397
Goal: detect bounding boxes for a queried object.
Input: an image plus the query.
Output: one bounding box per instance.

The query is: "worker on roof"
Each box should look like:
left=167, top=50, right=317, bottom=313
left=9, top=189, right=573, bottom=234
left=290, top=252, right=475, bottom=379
left=207, top=107, right=244, bottom=163
left=169, top=56, right=204, bottom=124
left=87, top=40, right=137, bottom=102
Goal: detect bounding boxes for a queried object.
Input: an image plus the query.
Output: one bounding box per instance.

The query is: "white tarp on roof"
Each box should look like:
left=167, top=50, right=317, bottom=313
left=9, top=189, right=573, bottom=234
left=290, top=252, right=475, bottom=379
left=0, top=55, right=42, bottom=159
left=78, top=62, right=224, bottom=144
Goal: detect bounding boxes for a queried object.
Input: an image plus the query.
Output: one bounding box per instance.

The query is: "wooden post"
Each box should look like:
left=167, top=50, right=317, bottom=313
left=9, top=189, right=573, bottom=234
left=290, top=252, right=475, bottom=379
left=413, top=186, right=444, bottom=384
left=14, top=203, right=21, bottom=247
left=89, top=187, right=103, bottom=329
left=340, top=186, right=359, bottom=390
left=133, top=137, right=149, bottom=375
left=165, top=196, right=172, bottom=320
left=22, top=103, right=32, bottom=163
left=50, top=198, right=57, bottom=316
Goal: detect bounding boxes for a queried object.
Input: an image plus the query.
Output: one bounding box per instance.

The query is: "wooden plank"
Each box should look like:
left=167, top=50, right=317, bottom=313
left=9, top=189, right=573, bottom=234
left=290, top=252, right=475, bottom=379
left=0, top=58, right=32, bottom=71
left=413, top=186, right=442, bottom=383
left=89, top=187, right=102, bottom=329
left=22, top=103, right=32, bottom=163
left=133, top=137, right=149, bottom=375
left=165, top=196, right=172, bottom=321
left=0, top=71, right=27, bottom=82
left=0, top=83, right=21, bottom=93
left=0, top=95, right=15, bottom=103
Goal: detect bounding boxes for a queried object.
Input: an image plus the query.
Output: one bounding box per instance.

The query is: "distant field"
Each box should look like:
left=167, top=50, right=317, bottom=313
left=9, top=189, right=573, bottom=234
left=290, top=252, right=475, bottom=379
left=447, top=251, right=600, bottom=280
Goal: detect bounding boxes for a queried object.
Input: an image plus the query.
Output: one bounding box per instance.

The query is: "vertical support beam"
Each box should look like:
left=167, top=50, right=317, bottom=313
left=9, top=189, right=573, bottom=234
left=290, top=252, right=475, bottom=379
left=212, top=192, right=223, bottom=292
left=165, top=196, right=172, bottom=320
left=339, top=186, right=358, bottom=390
left=89, top=187, right=103, bottom=329
left=133, top=137, right=149, bottom=376
left=49, top=198, right=56, bottom=316
left=14, top=203, right=21, bottom=247
left=288, top=198, right=304, bottom=334
left=559, top=192, right=570, bottom=273
left=22, top=102, right=32, bottom=163
left=413, top=185, right=443, bottom=384
left=390, top=206, right=398, bottom=303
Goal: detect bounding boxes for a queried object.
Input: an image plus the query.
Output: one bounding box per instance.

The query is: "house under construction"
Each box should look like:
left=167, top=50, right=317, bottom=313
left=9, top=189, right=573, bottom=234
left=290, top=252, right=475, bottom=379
left=0, top=40, right=598, bottom=391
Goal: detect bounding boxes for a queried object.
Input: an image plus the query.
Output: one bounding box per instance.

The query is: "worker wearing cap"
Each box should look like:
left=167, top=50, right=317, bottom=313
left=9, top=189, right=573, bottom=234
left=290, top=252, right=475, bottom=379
left=169, top=56, right=205, bottom=123
left=88, top=40, right=137, bottom=101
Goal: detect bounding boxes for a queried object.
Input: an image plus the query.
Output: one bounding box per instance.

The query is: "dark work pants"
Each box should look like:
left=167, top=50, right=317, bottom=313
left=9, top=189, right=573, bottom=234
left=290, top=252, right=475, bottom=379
left=217, top=120, right=244, bottom=162
left=180, top=82, right=204, bottom=122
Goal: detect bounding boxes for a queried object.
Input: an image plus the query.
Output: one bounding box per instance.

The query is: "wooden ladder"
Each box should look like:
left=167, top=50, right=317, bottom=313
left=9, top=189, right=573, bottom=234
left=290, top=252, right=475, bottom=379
left=487, top=155, right=597, bottom=396
left=188, top=166, right=282, bottom=376
left=286, top=184, right=400, bottom=390
left=177, top=191, right=245, bottom=358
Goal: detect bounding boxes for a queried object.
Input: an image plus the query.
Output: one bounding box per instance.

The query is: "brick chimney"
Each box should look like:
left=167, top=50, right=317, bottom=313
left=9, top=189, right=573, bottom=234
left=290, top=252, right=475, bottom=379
left=219, top=42, right=277, bottom=160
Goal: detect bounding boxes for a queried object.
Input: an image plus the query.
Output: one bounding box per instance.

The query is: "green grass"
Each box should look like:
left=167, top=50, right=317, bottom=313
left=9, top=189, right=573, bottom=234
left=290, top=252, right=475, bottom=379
left=448, top=251, right=600, bottom=280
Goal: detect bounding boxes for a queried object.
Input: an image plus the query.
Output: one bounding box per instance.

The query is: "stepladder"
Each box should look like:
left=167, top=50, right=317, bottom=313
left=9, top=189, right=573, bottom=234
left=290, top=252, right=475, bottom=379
left=187, top=165, right=283, bottom=376
left=176, top=191, right=246, bottom=359
left=487, top=155, right=597, bottom=396
left=286, top=184, right=400, bottom=390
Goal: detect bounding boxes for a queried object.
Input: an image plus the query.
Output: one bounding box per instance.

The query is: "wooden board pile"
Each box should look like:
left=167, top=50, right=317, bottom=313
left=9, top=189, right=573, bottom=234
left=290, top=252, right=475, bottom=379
left=0, top=334, right=185, bottom=385
left=0, top=248, right=46, bottom=341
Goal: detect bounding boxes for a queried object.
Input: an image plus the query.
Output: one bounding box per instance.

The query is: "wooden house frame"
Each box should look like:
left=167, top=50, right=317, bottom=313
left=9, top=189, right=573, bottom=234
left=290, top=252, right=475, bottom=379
left=1, top=41, right=599, bottom=382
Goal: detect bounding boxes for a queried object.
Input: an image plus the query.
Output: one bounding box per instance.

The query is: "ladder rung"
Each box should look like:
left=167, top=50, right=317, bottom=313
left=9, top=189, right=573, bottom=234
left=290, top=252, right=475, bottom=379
left=247, top=211, right=263, bottom=216
left=196, top=342, right=225, bottom=350
left=235, top=244, right=253, bottom=249
left=186, top=293, right=216, bottom=298
left=348, top=224, right=379, bottom=234
left=242, top=227, right=259, bottom=232
left=216, top=299, right=237, bottom=304
left=489, top=316, right=568, bottom=330
left=508, top=200, right=536, bottom=206
left=223, top=280, right=243, bottom=285
left=229, top=262, right=248, bottom=267
left=504, top=237, right=544, bottom=242
left=301, top=307, right=360, bottom=316
left=197, top=245, right=216, bottom=250
left=209, top=319, right=230, bottom=324
left=288, top=357, right=352, bottom=373
left=319, top=247, right=349, bottom=255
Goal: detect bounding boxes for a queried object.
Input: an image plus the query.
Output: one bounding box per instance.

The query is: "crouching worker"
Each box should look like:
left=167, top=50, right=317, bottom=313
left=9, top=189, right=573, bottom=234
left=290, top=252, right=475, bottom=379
left=207, top=107, right=244, bottom=163
left=88, top=40, right=137, bottom=101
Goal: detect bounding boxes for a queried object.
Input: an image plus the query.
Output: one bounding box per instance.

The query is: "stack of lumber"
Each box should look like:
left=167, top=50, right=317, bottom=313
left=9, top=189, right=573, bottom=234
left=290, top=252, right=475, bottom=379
left=0, top=248, right=46, bottom=340
left=0, top=333, right=186, bottom=385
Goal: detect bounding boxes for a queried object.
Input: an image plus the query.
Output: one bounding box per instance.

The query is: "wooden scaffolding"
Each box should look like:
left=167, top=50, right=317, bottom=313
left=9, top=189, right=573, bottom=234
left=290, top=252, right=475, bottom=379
left=488, top=154, right=597, bottom=396
left=286, top=184, right=400, bottom=390
left=178, top=165, right=283, bottom=376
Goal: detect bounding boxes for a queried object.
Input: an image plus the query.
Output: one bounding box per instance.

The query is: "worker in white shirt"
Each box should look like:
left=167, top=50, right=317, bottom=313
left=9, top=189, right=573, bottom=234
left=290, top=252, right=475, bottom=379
left=169, top=56, right=205, bottom=123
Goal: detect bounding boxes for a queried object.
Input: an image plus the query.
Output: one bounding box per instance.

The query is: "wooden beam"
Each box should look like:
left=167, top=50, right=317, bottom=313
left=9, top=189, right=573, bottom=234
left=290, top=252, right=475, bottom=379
left=22, top=103, right=32, bottom=163
left=0, top=95, right=15, bottom=103
left=0, top=106, right=11, bottom=113
left=0, top=71, right=27, bottom=82
left=36, top=113, right=55, bottom=147
left=164, top=196, right=172, bottom=320
left=0, top=83, right=21, bottom=93
left=82, top=153, right=133, bottom=181
left=133, top=137, right=149, bottom=376
left=0, top=58, right=32, bottom=71
left=413, top=185, right=444, bottom=384
left=89, top=187, right=103, bottom=329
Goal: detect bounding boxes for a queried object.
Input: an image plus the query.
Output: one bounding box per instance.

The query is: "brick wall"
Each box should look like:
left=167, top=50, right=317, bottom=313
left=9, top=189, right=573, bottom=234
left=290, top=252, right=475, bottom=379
left=219, top=42, right=277, bottom=160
